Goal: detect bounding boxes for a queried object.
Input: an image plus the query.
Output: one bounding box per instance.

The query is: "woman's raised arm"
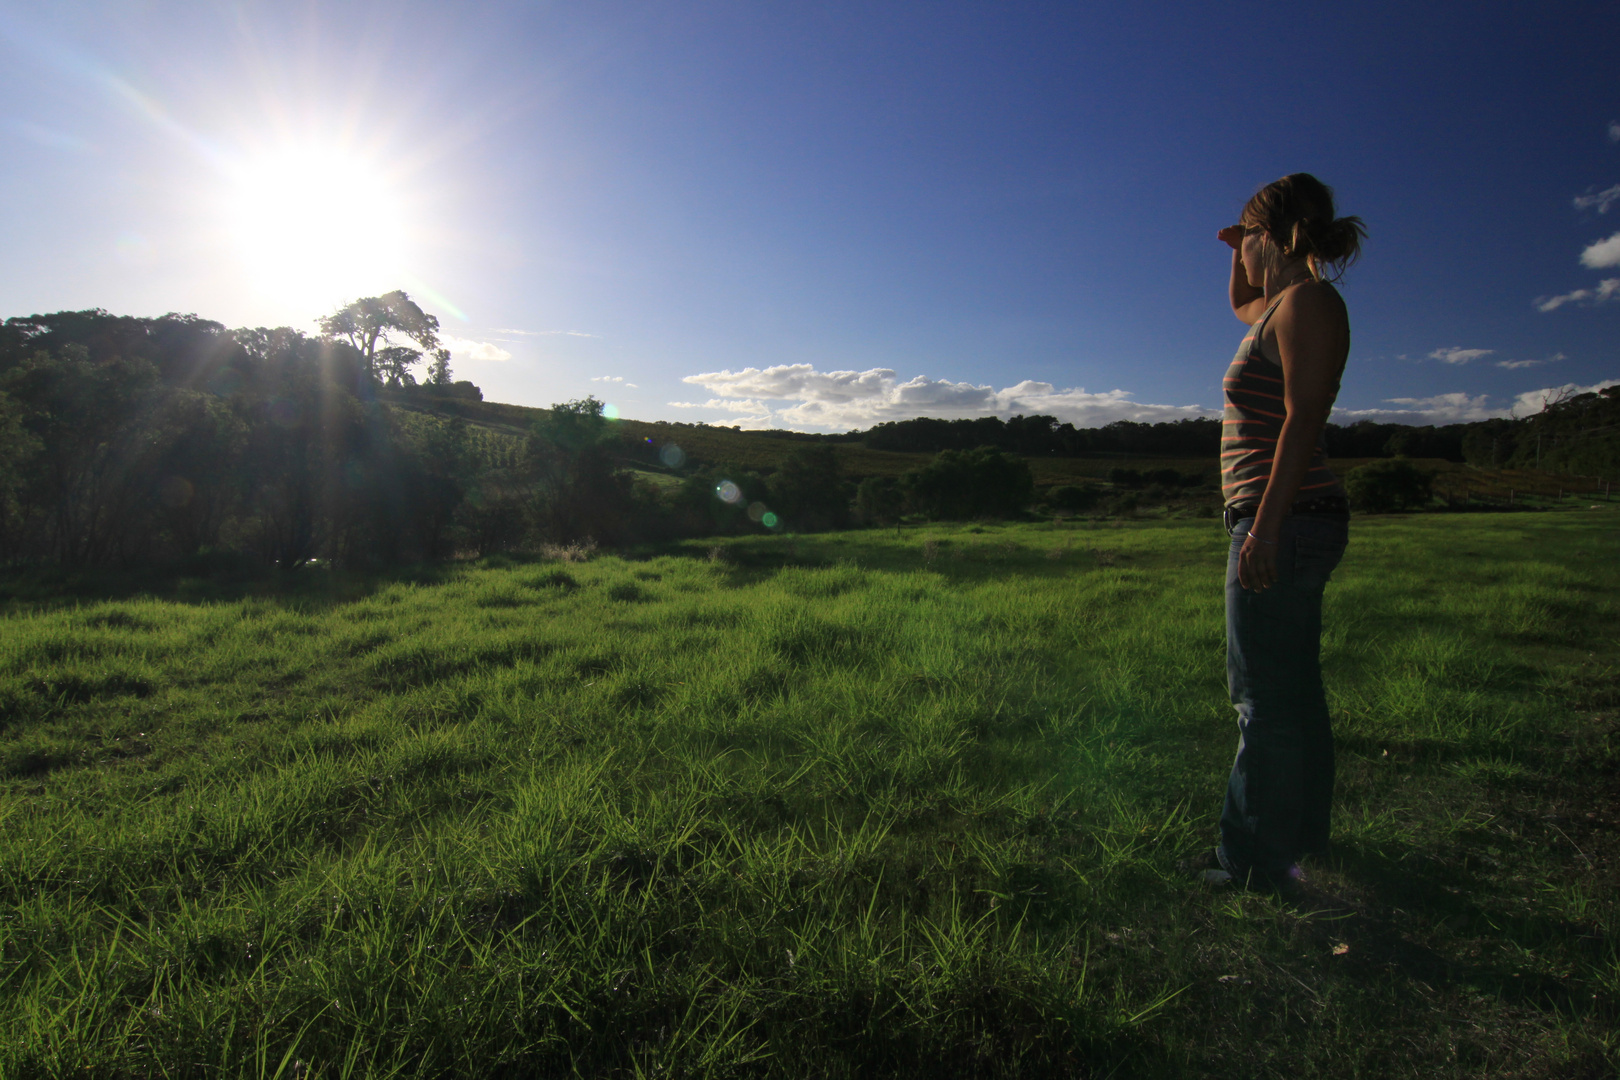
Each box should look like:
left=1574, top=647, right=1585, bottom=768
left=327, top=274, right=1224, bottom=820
left=1218, top=225, right=1267, bottom=324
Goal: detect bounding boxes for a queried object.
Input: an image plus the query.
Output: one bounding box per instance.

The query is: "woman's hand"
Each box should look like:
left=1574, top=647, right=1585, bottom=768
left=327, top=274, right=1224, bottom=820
left=1238, top=531, right=1279, bottom=592
left=1225, top=224, right=1265, bottom=321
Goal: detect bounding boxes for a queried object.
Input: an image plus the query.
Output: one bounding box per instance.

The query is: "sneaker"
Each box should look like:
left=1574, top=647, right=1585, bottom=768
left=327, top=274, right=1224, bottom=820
left=1221, top=847, right=1304, bottom=894
left=1178, top=848, right=1233, bottom=886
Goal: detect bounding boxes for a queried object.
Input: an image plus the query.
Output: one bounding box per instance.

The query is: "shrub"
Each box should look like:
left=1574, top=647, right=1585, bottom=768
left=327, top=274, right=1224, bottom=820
left=1345, top=457, right=1434, bottom=512
left=1109, top=493, right=1140, bottom=515
left=904, top=448, right=1034, bottom=520
left=854, top=476, right=905, bottom=526
left=541, top=538, right=598, bottom=562
left=771, top=446, right=850, bottom=530
left=1046, top=484, right=1102, bottom=512
left=1107, top=467, right=1144, bottom=488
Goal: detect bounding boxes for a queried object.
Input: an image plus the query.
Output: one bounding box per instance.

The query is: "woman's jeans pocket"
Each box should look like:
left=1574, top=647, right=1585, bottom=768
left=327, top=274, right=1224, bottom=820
left=1292, top=519, right=1348, bottom=586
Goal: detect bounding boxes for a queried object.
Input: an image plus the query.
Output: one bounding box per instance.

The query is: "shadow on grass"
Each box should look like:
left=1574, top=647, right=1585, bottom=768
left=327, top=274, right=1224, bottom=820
left=667, top=526, right=1171, bottom=585
left=0, top=551, right=478, bottom=613
left=2, top=520, right=1200, bottom=611
left=1290, top=839, right=1610, bottom=1017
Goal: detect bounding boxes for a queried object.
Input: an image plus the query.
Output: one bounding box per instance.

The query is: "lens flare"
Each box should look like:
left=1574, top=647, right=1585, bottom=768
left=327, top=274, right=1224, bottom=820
left=762, top=512, right=780, bottom=529
left=747, top=501, right=767, bottom=523
left=715, top=480, right=742, bottom=505
left=659, top=444, right=686, bottom=468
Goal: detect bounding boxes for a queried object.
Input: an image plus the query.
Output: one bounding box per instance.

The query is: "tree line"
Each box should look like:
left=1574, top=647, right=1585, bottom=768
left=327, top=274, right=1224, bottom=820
left=1453, top=386, right=1620, bottom=476
left=0, top=301, right=481, bottom=568
left=2, top=301, right=1613, bottom=570
left=0, top=302, right=1038, bottom=568
left=850, top=402, right=1619, bottom=469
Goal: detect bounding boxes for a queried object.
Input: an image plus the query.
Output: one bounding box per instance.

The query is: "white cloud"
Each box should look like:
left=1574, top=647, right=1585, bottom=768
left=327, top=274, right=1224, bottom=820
left=1536, top=277, right=1620, bottom=311
left=1580, top=232, right=1620, bottom=269
left=591, top=375, right=638, bottom=388
left=440, top=335, right=513, bottom=363
left=1332, top=393, right=1501, bottom=425
left=1574, top=184, right=1620, bottom=214
left=669, top=397, right=770, bottom=414
left=1427, top=346, right=1493, bottom=365
left=675, top=363, right=1216, bottom=430
left=668, top=398, right=775, bottom=427
left=1610, top=120, right=1620, bottom=143
left=1494, top=353, right=1563, bottom=370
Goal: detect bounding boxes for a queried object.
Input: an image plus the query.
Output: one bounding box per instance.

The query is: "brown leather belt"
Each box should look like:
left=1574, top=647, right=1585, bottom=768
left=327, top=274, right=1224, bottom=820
left=1223, top=495, right=1349, bottom=533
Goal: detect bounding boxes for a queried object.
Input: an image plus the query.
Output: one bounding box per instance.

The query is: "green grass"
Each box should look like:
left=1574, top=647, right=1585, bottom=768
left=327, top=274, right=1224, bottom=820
left=1, top=512, right=1616, bottom=1077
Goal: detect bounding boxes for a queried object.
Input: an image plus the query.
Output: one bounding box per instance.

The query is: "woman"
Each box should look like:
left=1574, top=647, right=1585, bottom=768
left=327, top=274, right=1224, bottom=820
left=1206, top=174, right=1365, bottom=890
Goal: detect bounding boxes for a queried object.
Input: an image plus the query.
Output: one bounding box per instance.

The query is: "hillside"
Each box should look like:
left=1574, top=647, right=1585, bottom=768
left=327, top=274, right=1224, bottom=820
left=386, top=392, right=925, bottom=477
left=387, top=392, right=1620, bottom=510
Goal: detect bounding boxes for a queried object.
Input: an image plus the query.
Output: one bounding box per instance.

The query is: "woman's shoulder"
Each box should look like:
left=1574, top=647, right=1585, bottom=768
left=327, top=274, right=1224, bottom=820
left=1281, top=279, right=1344, bottom=310
left=1256, top=281, right=1349, bottom=365
left=1273, top=280, right=1348, bottom=328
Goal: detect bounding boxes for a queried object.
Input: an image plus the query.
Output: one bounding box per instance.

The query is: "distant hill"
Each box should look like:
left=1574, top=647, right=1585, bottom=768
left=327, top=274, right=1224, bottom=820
left=388, top=383, right=1620, bottom=495
left=387, top=392, right=1221, bottom=485
left=384, top=391, right=938, bottom=479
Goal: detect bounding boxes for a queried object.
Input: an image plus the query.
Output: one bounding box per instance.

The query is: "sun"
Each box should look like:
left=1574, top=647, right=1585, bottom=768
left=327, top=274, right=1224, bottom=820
left=225, top=143, right=411, bottom=315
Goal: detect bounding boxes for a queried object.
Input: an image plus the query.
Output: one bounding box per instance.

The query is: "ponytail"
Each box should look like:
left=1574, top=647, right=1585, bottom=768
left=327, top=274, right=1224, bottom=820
left=1295, top=215, right=1367, bottom=282
left=1240, top=174, right=1366, bottom=283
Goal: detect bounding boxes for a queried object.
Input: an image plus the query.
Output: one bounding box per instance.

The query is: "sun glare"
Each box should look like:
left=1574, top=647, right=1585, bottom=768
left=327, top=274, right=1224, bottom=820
left=226, top=144, right=410, bottom=315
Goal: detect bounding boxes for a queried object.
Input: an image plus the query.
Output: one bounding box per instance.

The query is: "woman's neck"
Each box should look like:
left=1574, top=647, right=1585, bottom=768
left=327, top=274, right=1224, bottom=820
left=1264, top=259, right=1315, bottom=302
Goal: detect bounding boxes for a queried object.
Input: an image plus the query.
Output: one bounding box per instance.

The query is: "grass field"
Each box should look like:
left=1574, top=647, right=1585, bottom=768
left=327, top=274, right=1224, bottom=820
left=2, top=511, right=1617, bottom=1077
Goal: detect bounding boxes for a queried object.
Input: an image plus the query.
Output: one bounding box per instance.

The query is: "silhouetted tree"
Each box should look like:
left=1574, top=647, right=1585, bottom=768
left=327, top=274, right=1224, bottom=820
left=425, top=348, right=453, bottom=387
left=319, top=291, right=443, bottom=387
left=904, top=448, right=1034, bottom=520
left=144, top=389, right=246, bottom=556
left=1108, top=468, right=1144, bottom=488
left=0, top=388, right=39, bottom=559
left=525, top=396, right=633, bottom=543
left=405, top=416, right=473, bottom=559
left=235, top=330, right=367, bottom=566
left=854, top=476, right=905, bottom=526
left=1046, top=484, right=1102, bottom=512
left=672, top=463, right=772, bottom=535
left=0, top=344, right=163, bottom=564
left=771, top=445, right=850, bottom=530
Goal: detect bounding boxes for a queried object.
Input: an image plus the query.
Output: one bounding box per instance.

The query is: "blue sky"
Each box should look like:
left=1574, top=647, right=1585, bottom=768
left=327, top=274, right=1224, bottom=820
left=2, top=1, right=1617, bottom=429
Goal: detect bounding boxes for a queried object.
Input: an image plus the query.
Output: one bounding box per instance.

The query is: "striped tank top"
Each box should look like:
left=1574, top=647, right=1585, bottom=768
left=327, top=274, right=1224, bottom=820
left=1220, top=291, right=1345, bottom=510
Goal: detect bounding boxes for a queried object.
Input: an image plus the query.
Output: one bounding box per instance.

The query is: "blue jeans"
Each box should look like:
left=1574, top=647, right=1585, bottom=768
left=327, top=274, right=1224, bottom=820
left=1219, top=513, right=1349, bottom=883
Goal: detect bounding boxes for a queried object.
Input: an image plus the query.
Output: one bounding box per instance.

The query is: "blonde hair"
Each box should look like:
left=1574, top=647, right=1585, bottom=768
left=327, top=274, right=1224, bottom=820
left=1240, top=173, right=1366, bottom=282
